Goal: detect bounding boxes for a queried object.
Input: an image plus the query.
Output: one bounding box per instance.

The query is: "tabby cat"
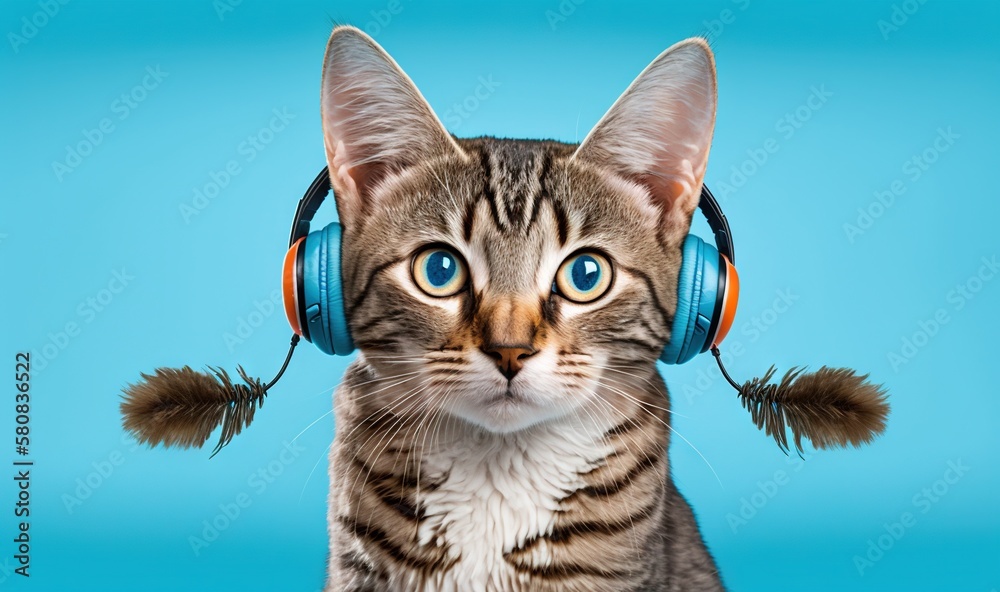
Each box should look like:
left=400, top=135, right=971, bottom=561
left=323, top=25, right=726, bottom=592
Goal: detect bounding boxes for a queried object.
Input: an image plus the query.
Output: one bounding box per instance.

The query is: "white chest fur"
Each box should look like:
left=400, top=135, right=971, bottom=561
left=408, top=421, right=613, bottom=592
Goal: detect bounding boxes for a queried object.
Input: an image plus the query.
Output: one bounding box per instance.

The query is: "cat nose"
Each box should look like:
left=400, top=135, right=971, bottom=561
left=481, top=344, right=536, bottom=380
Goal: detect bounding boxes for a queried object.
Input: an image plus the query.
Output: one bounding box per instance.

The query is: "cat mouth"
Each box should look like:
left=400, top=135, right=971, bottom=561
left=479, top=384, right=536, bottom=410
left=477, top=390, right=537, bottom=428
left=453, top=380, right=582, bottom=433
left=487, top=387, right=525, bottom=404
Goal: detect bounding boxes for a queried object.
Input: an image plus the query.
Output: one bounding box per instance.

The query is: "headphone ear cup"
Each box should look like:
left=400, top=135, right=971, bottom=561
left=660, top=235, right=722, bottom=365
left=318, top=222, right=354, bottom=356
left=282, top=224, right=355, bottom=356
left=281, top=237, right=308, bottom=339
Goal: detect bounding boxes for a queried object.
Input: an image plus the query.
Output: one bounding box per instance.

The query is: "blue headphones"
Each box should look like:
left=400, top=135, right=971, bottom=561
left=281, top=168, right=739, bottom=364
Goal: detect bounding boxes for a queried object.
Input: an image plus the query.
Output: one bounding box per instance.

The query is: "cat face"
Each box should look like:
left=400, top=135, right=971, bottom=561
left=321, top=27, right=716, bottom=433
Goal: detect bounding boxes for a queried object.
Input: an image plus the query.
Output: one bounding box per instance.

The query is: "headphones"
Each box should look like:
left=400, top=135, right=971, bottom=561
left=125, top=168, right=885, bottom=459
left=281, top=168, right=739, bottom=364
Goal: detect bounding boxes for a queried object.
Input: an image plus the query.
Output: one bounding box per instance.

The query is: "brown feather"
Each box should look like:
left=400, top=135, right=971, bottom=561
left=738, top=366, right=890, bottom=454
left=120, top=365, right=267, bottom=456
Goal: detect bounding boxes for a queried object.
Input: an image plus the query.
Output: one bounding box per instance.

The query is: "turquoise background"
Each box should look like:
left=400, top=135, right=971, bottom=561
left=2, top=0, right=998, bottom=590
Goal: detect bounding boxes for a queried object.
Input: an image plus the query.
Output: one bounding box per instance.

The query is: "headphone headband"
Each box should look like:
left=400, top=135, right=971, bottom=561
left=697, top=184, right=735, bottom=265
left=289, top=167, right=734, bottom=262
left=289, top=168, right=334, bottom=248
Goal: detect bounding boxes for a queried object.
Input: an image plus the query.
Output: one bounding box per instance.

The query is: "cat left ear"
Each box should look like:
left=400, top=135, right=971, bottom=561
left=573, top=38, right=717, bottom=247
left=320, top=26, right=466, bottom=227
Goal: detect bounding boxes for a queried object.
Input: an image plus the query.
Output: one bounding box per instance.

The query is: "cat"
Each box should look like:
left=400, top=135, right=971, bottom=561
left=322, top=25, right=726, bottom=592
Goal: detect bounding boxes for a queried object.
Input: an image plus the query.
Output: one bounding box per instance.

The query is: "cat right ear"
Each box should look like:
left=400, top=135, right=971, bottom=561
left=572, top=38, right=717, bottom=249
left=320, top=26, right=465, bottom=227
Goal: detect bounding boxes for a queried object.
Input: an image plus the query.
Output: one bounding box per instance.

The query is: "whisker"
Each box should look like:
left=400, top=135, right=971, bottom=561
left=595, top=373, right=681, bottom=418
left=578, top=395, right=649, bottom=562
left=290, top=408, right=333, bottom=443
left=596, top=378, right=722, bottom=487
left=298, top=440, right=333, bottom=504
left=349, top=383, right=432, bottom=529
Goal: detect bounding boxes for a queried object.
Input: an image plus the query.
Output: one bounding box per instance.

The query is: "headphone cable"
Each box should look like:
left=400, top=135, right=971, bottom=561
left=264, top=334, right=301, bottom=392
left=711, top=346, right=743, bottom=392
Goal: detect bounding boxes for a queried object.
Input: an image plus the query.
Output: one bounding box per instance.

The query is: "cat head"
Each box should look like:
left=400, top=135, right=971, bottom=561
left=323, top=26, right=717, bottom=433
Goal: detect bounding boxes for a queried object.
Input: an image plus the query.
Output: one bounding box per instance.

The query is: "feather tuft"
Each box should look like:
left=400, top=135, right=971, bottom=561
left=120, top=365, right=267, bottom=457
left=738, top=366, right=890, bottom=454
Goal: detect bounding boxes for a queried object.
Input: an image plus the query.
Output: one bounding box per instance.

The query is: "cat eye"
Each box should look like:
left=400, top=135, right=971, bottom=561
left=411, top=246, right=468, bottom=298
left=554, top=251, right=613, bottom=303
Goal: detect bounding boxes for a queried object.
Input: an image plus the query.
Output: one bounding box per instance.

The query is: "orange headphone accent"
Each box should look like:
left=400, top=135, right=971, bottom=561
left=282, top=237, right=305, bottom=337
left=713, top=255, right=740, bottom=347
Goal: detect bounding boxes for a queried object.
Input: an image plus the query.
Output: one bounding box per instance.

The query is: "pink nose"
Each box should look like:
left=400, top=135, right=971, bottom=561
left=482, top=345, right=536, bottom=380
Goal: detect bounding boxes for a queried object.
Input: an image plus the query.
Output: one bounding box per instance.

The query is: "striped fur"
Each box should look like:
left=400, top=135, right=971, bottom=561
left=321, top=27, right=724, bottom=591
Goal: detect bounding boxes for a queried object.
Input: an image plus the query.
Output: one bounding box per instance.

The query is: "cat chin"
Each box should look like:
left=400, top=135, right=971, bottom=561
left=445, top=391, right=584, bottom=434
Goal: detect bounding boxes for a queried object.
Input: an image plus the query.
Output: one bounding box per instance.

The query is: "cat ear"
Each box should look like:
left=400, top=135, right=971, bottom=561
left=321, top=26, right=465, bottom=226
left=573, top=38, right=717, bottom=246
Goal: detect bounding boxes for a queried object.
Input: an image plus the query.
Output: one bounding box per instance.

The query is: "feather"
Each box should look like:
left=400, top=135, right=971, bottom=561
left=737, top=366, right=890, bottom=455
left=119, top=365, right=267, bottom=457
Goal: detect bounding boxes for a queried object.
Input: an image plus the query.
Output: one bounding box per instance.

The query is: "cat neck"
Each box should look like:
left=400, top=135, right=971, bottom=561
left=334, top=369, right=672, bottom=590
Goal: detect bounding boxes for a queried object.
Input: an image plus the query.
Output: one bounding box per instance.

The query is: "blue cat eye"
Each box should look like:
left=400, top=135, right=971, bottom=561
left=555, top=251, right=613, bottom=303
left=412, top=246, right=468, bottom=297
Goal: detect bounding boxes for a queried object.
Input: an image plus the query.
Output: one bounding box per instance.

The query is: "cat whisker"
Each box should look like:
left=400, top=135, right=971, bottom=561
left=594, top=373, right=682, bottom=417
left=299, top=368, right=423, bottom=403
left=667, top=424, right=722, bottom=488
left=393, top=389, right=441, bottom=517
left=298, top=440, right=333, bottom=504
left=350, top=370, right=422, bottom=388
left=347, top=376, right=437, bottom=487
left=290, top=408, right=333, bottom=444
left=576, top=395, right=653, bottom=563
left=407, top=383, right=464, bottom=538
left=348, top=383, right=433, bottom=528
left=337, top=376, right=430, bottom=465
left=332, top=367, right=458, bottom=467
left=597, top=364, right=668, bottom=392
left=596, top=378, right=722, bottom=487
left=348, top=373, right=426, bottom=403
left=407, top=387, right=462, bottom=544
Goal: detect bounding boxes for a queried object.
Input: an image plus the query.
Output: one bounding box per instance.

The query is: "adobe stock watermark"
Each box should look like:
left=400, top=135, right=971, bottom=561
left=0, top=556, right=17, bottom=584
left=683, top=288, right=800, bottom=405
left=223, top=289, right=282, bottom=353
left=361, top=0, right=404, bottom=38
left=213, top=0, right=242, bottom=21
left=853, top=458, right=970, bottom=576
left=843, top=127, right=959, bottom=243
left=178, top=107, right=295, bottom=224
left=188, top=440, right=305, bottom=556
left=726, top=452, right=810, bottom=534
left=7, top=0, right=71, bottom=54
left=31, top=267, right=136, bottom=375
left=700, top=0, right=751, bottom=43
left=713, top=85, right=833, bottom=203
left=217, top=0, right=407, bottom=33
left=441, top=75, right=501, bottom=130
left=61, top=433, right=140, bottom=515
left=545, top=0, right=585, bottom=30
left=878, top=0, right=931, bottom=41
left=51, top=66, right=169, bottom=182
left=887, top=255, right=997, bottom=373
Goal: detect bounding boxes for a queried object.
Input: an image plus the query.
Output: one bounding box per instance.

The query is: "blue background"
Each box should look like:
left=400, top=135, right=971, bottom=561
left=2, top=0, right=997, bottom=590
